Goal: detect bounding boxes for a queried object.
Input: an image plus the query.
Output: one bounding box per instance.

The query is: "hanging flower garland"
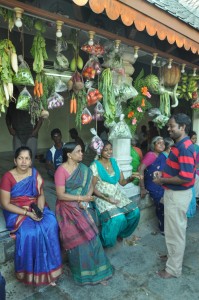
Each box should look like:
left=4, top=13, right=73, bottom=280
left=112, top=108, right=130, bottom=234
left=123, top=69, right=152, bottom=133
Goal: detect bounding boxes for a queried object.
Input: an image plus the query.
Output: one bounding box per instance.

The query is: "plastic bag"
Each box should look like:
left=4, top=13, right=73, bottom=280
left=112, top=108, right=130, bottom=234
left=82, top=57, right=102, bottom=79
left=191, top=100, right=199, bottom=110
left=153, top=114, right=169, bottom=129
left=16, top=87, right=32, bottom=111
left=94, top=101, right=104, bottom=114
left=102, top=49, right=123, bottom=70
left=87, top=88, right=103, bottom=106
left=148, top=108, right=161, bottom=117
left=71, top=71, right=84, bottom=93
left=55, top=78, right=67, bottom=92
left=54, top=53, right=69, bottom=71
left=93, top=101, right=104, bottom=121
left=113, top=83, right=138, bottom=102
left=13, top=55, right=34, bottom=86
left=108, top=114, right=132, bottom=140
left=81, top=43, right=104, bottom=57
left=47, top=92, right=64, bottom=109
left=81, top=107, right=92, bottom=125
left=90, top=128, right=104, bottom=155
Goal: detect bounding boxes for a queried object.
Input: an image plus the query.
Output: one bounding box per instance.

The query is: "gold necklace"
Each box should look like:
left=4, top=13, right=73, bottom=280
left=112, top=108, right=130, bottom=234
left=100, top=160, right=111, bottom=170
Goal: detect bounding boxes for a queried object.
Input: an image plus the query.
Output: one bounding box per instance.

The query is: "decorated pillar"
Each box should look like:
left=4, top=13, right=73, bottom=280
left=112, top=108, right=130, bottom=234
left=111, top=138, right=140, bottom=198
left=193, top=109, right=199, bottom=142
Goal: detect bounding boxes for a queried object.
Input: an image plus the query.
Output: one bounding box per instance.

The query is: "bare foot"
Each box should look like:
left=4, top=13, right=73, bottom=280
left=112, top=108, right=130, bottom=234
left=133, top=235, right=141, bottom=241
left=156, top=270, right=176, bottom=279
left=100, top=280, right=108, bottom=286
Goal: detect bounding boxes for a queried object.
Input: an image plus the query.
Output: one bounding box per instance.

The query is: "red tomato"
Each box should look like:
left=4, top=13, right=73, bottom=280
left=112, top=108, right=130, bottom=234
left=97, top=94, right=103, bottom=100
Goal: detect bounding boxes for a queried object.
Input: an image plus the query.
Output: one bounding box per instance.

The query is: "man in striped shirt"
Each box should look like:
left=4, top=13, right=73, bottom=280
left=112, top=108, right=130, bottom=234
left=153, top=113, right=196, bottom=279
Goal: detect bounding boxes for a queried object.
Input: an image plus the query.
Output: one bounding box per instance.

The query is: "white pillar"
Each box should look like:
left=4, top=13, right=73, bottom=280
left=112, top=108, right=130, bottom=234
left=193, top=110, right=199, bottom=144
left=111, top=138, right=140, bottom=198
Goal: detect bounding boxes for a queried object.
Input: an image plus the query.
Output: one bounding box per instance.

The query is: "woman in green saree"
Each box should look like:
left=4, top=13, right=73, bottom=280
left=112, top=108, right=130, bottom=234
left=54, top=142, right=113, bottom=285
left=90, top=141, right=141, bottom=248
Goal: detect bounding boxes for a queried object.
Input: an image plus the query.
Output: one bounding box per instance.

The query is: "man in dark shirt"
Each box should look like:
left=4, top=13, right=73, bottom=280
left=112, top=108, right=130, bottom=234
left=5, top=101, right=43, bottom=164
left=46, top=128, right=64, bottom=178
left=154, top=113, right=196, bottom=279
left=69, top=128, right=85, bottom=153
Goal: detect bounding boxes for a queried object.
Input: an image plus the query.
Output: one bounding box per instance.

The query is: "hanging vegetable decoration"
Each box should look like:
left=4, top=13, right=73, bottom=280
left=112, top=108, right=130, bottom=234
left=144, top=74, right=159, bottom=94
left=99, top=68, right=116, bottom=126
left=161, top=64, right=181, bottom=87
left=0, top=39, right=18, bottom=115
left=30, top=20, right=48, bottom=73
left=67, top=29, right=84, bottom=72
left=75, top=87, right=88, bottom=129
left=34, top=73, right=44, bottom=99
left=30, top=20, right=49, bottom=123
left=0, top=8, right=15, bottom=32
left=124, top=69, right=152, bottom=133
left=177, top=73, right=199, bottom=101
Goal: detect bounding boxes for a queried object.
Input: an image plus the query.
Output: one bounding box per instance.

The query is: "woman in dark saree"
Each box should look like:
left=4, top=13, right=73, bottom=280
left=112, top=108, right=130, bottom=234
left=54, top=142, right=113, bottom=285
left=139, top=136, right=166, bottom=233
left=0, top=146, right=62, bottom=286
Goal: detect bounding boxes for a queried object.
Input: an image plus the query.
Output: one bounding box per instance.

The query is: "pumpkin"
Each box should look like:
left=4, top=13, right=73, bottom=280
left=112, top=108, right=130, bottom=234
left=162, top=64, right=181, bottom=87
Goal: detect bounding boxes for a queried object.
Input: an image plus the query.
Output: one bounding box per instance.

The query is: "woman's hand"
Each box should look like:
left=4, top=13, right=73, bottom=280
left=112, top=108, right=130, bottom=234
left=102, top=194, right=120, bottom=205
left=27, top=211, right=43, bottom=222
left=153, top=171, right=162, bottom=179
left=78, top=202, right=88, bottom=210
left=140, top=187, right=148, bottom=198
left=81, top=195, right=94, bottom=202
left=108, top=198, right=120, bottom=205
left=153, top=171, right=163, bottom=185
left=131, top=172, right=144, bottom=180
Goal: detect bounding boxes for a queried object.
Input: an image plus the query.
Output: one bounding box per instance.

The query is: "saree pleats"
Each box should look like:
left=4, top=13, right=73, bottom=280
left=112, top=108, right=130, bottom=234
left=68, top=236, right=113, bottom=285
left=15, top=208, right=62, bottom=285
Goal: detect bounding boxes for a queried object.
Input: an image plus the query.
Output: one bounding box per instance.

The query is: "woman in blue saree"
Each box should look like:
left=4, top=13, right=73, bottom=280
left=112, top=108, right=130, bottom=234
left=54, top=142, right=113, bottom=285
left=139, top=136, right=166, bottom=233
left=0, top=146, right=62, bottom=286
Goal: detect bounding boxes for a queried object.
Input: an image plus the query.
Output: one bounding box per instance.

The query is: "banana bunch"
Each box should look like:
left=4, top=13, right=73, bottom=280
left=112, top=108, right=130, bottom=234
left=177, top=73, right=199, bottom=101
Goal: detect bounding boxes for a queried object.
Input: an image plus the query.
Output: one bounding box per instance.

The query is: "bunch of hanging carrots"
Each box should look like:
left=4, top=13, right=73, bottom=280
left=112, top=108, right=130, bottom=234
left=70, top=97, right=77, bottom=114
left=34, top=80, right=43, bottom=98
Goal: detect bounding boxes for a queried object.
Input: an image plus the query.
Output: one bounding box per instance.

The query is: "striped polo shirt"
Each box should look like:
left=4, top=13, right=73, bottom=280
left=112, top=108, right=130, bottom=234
left=162, top=136, right=196, bottom=190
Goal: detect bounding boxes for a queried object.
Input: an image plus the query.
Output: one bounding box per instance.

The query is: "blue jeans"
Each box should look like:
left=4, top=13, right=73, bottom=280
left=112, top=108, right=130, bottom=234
left=0, top=272, right=6, bottom=300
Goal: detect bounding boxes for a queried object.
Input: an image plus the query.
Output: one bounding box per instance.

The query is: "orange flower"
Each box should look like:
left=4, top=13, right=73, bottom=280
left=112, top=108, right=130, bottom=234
left=141, top=98, right=145, bottom=107
left=141, top=86, right=148, bottom=96
left=128, top=111, right=134, bottom=118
